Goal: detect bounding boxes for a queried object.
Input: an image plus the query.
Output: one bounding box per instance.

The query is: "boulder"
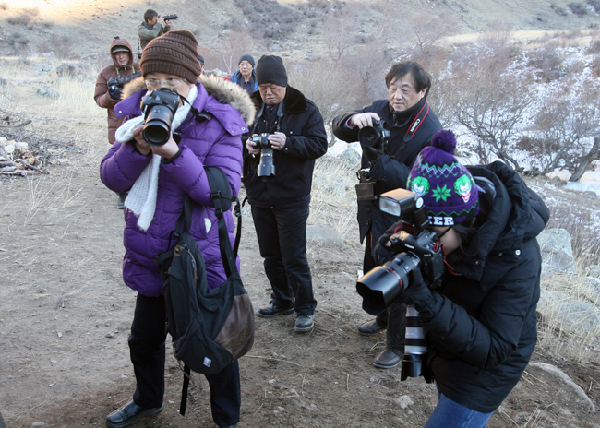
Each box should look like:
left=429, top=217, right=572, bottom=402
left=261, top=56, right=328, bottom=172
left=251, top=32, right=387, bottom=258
left=537, top=229, right=576, bottom=274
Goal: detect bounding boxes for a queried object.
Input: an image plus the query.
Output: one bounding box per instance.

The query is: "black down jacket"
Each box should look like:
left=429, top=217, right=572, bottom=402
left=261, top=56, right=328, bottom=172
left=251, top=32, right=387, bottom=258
left=243, top=86, right=328, bottom=208
left=332, top=97, right=442, bottom=245
left=413, top=161, right=550, bottom=412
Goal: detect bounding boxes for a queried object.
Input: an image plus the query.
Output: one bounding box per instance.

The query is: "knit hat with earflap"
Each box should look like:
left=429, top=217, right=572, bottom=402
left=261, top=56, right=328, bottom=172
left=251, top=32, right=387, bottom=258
left=407, top=130, right=479, bottom=226
left=140, top=30, right=201, bottom=83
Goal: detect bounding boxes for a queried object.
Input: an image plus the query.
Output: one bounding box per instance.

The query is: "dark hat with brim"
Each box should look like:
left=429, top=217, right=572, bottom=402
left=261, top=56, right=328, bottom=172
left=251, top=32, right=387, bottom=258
left=112, top=46, right=130, bottom=54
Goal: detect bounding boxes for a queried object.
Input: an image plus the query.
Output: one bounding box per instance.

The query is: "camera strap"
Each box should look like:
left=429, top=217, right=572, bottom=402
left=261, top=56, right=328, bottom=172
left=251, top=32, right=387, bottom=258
left=402, top=102, right=430, bottom=143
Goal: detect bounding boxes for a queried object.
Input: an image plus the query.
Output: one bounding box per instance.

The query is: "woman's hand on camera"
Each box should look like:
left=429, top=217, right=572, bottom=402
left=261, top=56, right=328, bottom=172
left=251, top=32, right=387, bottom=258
left=133, top=126, right=151, bottom=156
left=132, top=125, right=179, bottom=159
left=151, top=136, right=179, bottom=159
left=246, top=137, right=259, bottom=156
left=351, top=113, right=380, bottom=129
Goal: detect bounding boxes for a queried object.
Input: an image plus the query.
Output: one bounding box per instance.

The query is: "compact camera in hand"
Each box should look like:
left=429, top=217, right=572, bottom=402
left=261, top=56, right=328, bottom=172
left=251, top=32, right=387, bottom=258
left=140, top=88, right=181, bottom=146
left=251, top=133, right=275, bottom=181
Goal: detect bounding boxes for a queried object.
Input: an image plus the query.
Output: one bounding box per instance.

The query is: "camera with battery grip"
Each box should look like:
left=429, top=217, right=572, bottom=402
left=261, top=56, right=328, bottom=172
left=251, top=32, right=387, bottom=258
left=356, top=187, right=445, bottom=383
left=251, top=133, right=276, bottom=181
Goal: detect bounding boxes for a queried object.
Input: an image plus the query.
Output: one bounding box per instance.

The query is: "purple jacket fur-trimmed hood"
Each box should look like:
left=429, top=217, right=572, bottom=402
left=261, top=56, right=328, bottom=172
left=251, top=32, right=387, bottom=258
left=101, top=75, right=256, bottom=296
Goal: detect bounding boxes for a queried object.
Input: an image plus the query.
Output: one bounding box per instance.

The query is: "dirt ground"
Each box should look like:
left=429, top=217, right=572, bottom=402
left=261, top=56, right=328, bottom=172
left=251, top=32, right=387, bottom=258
left=1, top=157, right=600, bottom=428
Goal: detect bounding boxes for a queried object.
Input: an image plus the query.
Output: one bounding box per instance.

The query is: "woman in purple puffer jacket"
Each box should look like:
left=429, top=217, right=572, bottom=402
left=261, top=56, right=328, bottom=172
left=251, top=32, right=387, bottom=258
left=100, top=30, right=255, bottom=428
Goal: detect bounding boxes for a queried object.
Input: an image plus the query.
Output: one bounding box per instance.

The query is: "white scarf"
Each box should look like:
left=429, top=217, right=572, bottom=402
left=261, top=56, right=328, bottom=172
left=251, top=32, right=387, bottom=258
left=114, top=85, right=199, bottom=231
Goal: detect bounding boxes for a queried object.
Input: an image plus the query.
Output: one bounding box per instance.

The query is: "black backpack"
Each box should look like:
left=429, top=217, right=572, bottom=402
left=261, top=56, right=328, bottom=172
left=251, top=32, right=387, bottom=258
left=156, top=166, right=254, bottom=415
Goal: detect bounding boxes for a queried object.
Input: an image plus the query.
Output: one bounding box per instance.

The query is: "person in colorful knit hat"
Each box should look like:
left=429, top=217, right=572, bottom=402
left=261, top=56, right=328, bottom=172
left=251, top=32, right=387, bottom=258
left=374, top=129, right=549, bottom=427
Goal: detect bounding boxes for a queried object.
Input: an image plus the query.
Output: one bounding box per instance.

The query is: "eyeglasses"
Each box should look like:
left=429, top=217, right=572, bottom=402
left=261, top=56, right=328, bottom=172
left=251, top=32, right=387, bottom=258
left=144, top=77, right=187, bottom=89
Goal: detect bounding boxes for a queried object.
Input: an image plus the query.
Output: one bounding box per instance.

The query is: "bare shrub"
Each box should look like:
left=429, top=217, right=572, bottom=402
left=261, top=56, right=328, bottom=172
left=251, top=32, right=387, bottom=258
left=216, top=26, right=257, bottom=75
left=551, top=5, right=569, bottom=16
left=7, top=32, right=29, bottom=56
left=587, top=0, right=600, bottom=11
left=287, top=57, right=367, bottom=145
left=588, top=38, right=600, bottom=53
left=322, top=3, right=362, bottom=61
left=7, top=15, right=31, bottom=26
left=441, top=38, right=530, bottom=169
left=235, top=0, right=301, bottom=40
left=569, top=2, right=588, bottom=16
left=526, top=77, right=600, bottom=180
left=591, top=53, right=600, bottom=75
left=529, top=42, right=565, bottom=80
left=38, top=35, right=75, bottom=59
left=407, top=12, right=457, bottom=58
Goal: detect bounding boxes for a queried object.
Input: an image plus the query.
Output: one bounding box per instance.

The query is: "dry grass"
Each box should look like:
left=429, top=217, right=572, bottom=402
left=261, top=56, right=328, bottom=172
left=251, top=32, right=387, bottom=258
left=0, top=55, right=107, bottom=166
left=307, top=156, right=359, bottom=250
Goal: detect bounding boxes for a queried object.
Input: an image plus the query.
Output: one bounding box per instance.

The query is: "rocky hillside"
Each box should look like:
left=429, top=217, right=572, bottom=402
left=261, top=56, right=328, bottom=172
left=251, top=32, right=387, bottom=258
left=1, top=0, right=600, bottom=63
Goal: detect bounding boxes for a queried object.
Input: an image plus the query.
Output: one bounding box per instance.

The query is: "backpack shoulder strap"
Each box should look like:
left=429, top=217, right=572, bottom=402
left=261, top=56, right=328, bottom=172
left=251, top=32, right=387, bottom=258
left=204, top=166, right=242, bottom=277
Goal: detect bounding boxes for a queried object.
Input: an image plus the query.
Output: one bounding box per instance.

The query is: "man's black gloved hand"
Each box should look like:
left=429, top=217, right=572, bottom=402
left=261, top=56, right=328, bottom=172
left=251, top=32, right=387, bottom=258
left=401, top=268, right=433, bottom=309
left=374, top=221, right=403, bottom=265
left=108, top=86, right=123, bottom=101
left=360, top=137, right=384, bottom=166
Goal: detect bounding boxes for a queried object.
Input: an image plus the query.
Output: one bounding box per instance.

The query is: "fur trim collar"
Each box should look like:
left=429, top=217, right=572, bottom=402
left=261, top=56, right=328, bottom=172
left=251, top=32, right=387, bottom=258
left=122, top=76, right=256, bottom=125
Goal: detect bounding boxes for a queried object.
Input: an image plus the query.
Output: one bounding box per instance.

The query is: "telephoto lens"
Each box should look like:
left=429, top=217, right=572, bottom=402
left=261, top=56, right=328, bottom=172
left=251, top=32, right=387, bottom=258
left=140, top=89, right=181, bottom=146
left=401, top=305, right=432, bottom=383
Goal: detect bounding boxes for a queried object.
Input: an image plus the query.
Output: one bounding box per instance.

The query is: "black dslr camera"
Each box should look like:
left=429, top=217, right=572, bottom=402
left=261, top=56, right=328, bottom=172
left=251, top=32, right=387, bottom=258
left=356, top=188, right=445, bottom=383
left=251, top=133, right=275, bottom=181
left=357, top=119, right=390, bottom=148
left=107, top=72, right=141, bottom=92
left=140, top=88, right=181, bottom=146
left=107, top=72, right=141, bottom=101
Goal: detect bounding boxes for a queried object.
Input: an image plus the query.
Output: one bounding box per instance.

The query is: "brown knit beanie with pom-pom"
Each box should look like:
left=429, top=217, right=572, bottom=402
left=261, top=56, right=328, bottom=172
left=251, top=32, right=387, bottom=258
left=140, top=30, right=201, bottom=82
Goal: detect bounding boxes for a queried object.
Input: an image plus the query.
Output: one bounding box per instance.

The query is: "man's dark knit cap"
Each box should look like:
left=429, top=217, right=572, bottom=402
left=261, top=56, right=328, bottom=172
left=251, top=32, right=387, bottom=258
left=238, top=54, right=255, bottom=67
left=256, top=55, right=288, bottom=87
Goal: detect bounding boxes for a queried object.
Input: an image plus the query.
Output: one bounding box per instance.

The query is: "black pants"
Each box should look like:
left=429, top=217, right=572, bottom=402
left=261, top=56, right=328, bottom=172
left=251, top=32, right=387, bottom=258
left=365, top=231, right=405, bottom=355
left=128, top=293, right=241, bottom=426
left=251, top=203, right=317, bottom=316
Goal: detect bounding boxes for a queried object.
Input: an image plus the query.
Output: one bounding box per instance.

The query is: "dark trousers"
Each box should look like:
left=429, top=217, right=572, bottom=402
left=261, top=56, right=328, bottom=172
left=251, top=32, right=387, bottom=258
left=128, top=294, right=241, bottom=426
left=365, top=231, right=406, bottom=355
left=251, top=203, right=317, bottom=316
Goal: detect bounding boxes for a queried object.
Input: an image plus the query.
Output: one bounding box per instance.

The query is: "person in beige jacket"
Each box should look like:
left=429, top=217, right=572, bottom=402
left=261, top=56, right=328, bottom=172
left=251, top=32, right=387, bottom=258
left=94, top=37, right=140, bottom=145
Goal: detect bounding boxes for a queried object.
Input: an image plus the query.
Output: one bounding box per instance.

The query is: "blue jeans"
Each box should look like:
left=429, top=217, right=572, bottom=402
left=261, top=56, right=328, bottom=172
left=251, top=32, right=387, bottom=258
left=425, top=393, right=494, bottom=428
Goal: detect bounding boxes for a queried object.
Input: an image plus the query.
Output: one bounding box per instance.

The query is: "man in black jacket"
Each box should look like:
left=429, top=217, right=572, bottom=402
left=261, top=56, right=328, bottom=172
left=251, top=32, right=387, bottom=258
left=244, top=55, right=328, bottom=333
left=332, top=62, right=442, bottom=368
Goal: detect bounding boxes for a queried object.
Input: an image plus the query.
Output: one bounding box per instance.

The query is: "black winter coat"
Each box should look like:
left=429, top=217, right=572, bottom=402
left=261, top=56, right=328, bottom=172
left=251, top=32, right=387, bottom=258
left=243, top=86, right=328, bottom=208
left=332, top=98, right=442, bottom=245
left=412, top=161, right=549, bottom=412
